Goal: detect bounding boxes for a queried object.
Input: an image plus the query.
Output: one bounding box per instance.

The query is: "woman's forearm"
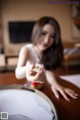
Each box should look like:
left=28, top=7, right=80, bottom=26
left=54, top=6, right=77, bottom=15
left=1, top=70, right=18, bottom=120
left=15, top=66, right=26, bottom=79
left=45, top=70, right=58, bottom=85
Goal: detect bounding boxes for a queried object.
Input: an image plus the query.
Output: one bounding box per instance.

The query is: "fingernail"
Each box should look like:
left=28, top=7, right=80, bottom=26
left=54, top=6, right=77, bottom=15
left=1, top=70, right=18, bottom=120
left=56, top=95, right=59, bottom=99
left=75, top=94, right=78, bottom=96
left=74, top=96, right=78, bottom=99
left=66, top=98, right=70, bottom=102
left=67, top=100, right=70, bottom=102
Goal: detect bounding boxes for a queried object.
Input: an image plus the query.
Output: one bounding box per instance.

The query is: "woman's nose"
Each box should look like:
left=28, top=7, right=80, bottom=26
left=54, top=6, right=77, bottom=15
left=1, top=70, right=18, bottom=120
left=44, top=36, right=49, bottom=44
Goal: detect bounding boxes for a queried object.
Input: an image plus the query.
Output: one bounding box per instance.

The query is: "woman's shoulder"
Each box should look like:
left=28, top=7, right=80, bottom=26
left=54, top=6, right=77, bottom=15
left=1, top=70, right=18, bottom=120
left=19, top=44, right=30, bottom=55
left=21, top=43, right=32, bottom=50
left=25, top=43, right=33, bottom=48
left=19, top=44, right=33, bottom=56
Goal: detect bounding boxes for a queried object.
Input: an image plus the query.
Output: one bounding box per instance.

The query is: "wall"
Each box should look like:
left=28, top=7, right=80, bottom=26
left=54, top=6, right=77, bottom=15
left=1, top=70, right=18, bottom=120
left=1, top=0, right=79, bottom=54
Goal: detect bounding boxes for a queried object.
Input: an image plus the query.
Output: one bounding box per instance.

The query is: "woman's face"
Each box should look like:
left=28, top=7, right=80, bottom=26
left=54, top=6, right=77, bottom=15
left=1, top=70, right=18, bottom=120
left=36, top=24, right=55, bottom=51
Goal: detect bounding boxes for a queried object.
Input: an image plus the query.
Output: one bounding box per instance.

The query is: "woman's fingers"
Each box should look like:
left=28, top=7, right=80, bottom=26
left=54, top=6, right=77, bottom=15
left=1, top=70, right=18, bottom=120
left=51, top=84, right=70, bottom=101
left=51, top=87, right=59, bottom=99
left=59, top=89, right=70, bottom=102
left=52, top=87, right=69, bottom=101
left=26, top=68, right=43, bottom=82
left=51, top=86, right=78, bottom=101
left=65, top=89, right=78, bottom=99
left=59, top=88, right=78, bottom=101
left=28, top=70, right=34, bottom=75
left=32, top=70, right=42, bottom=80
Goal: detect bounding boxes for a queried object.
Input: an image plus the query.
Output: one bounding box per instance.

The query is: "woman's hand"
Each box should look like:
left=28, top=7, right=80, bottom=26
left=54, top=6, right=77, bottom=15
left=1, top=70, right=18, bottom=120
left=51, top=83, right=78, bottom=102
left=26, top=64, right=44, bottom=82
left=45, top=70, right=78, bottom=101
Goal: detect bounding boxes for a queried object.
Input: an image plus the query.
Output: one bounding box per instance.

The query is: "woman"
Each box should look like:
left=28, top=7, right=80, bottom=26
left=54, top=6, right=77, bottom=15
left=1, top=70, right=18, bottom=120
left=15, top=16, right=78, bottom=101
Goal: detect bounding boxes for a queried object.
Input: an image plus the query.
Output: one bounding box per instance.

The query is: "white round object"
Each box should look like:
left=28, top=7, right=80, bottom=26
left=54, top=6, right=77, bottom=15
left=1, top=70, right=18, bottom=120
left=0, top=86, right=58, bottom=120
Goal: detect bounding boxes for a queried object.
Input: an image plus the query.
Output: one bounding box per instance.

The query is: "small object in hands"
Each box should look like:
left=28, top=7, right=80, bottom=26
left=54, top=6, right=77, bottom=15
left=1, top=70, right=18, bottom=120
left=31, top=63, right=43, bottom=76
left=30, top=81, right=43, bottom=90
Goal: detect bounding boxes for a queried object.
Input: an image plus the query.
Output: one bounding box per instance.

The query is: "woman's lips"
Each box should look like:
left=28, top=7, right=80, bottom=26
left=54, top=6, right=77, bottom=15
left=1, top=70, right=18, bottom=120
left=41, top=44, right=48, bottom=48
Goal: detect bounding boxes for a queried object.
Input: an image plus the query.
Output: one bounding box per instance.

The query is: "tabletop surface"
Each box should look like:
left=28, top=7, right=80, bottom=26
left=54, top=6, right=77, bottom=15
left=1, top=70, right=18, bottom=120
left=0, top=72, right=80, bottom=120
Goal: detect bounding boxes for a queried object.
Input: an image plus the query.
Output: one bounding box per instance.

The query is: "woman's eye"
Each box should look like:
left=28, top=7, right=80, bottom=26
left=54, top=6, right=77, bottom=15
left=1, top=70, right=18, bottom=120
left=52, top=35, right=55, bottom=38
left=41, top=32, right=46, bottom=35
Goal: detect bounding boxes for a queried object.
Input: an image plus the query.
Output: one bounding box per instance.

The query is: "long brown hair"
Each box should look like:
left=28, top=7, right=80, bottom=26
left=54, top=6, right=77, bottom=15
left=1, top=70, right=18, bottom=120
left=31, top=16, right=63, bottom=70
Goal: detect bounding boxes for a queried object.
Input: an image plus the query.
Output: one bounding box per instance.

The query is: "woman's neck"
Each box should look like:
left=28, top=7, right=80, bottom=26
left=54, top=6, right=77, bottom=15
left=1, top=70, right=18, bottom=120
left=33, top=45, right=42, bottom=59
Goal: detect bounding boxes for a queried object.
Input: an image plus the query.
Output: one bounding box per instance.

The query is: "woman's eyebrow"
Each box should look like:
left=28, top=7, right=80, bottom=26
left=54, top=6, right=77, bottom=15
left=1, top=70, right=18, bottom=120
left=41, top=30, right=47, bottom=32
left=42, top=29, right=55, bottom=36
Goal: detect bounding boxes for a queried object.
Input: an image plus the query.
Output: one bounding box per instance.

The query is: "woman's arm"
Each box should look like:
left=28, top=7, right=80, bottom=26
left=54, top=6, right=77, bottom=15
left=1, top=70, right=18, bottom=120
left=45, top=70, right=78, bottom=101
left=15, top=46, right=29, bottom=79
left=15, top=46, right=44, bottom=81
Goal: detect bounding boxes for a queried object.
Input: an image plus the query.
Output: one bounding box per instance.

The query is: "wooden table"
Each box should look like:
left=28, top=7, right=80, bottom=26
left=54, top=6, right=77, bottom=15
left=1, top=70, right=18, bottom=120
left=0, top=72, right=80, bottom=120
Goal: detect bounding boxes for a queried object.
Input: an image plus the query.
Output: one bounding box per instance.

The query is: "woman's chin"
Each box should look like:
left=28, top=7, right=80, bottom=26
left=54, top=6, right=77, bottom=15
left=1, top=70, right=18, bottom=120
left=40, top=46, right=47, bottom=51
